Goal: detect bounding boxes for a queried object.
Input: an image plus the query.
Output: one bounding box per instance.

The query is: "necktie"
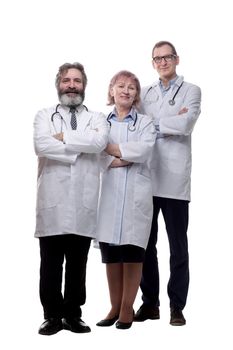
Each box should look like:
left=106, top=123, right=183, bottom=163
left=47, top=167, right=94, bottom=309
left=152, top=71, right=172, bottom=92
left=70, top=107, right=77, bottom=130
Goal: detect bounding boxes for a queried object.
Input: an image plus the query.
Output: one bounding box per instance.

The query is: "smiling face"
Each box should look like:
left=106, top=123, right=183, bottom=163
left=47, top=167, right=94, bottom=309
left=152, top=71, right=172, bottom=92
left=57, top=68, right=85, bottom=106
left=152, top=44, right=179, bottom=84
left=110, top=76, right=138, bottom=111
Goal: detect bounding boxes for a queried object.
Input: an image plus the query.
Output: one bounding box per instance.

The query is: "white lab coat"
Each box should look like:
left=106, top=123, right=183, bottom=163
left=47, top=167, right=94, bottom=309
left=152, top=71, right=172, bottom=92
left=96, top=112, right=156, bottom=249
left=34, top=104, right=109, bottom=238
left=140, top=76, right=201, bottom=201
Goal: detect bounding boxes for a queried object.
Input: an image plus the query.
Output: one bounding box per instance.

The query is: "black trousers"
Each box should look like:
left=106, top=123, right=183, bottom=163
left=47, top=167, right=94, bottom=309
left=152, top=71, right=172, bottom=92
left=39, top=234, right=91, bottom=319
left=140, top=197, right=189, bottom=310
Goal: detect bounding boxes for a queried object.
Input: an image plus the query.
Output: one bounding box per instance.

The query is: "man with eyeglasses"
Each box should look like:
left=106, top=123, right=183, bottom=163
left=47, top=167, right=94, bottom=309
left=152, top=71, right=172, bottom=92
left=134, top=41, right=201, bottom=326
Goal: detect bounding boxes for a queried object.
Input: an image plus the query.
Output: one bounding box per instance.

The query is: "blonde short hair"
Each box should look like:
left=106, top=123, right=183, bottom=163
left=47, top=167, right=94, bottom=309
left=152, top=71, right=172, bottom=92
left=107, top=70, right=141, bottom=108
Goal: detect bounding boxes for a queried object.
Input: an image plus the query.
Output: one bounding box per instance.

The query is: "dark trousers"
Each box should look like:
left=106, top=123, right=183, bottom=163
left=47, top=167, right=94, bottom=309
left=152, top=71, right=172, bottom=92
left=39, top=234, right=91, bottom=319
left=141, top=197, right=189, bottom=310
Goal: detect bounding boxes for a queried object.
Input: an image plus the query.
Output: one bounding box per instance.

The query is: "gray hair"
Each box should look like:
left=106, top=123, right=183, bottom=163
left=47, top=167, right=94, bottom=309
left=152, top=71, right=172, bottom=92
left=55, top=62, right=88, bottom=89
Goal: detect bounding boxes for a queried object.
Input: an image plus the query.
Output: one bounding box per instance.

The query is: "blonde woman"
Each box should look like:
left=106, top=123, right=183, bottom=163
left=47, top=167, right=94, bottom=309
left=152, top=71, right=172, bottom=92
left=96, top=70, right=156, bottom=329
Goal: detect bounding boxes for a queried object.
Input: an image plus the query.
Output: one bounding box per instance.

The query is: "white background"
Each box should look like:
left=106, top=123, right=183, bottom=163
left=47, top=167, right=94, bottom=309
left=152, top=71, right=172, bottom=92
left=0, top=0, right=232, bottom=349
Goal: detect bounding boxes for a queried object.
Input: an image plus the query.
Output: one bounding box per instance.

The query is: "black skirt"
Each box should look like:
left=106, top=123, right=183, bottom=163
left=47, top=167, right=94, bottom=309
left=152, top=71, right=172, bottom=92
left=99, top=242, right=145, bottom=263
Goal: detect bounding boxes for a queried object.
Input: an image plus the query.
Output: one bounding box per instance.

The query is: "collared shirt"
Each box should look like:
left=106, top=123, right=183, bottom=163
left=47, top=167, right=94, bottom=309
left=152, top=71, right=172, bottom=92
left=159, top=76, right=178, bottom=97
left=108, top=107, right=137, bottom=124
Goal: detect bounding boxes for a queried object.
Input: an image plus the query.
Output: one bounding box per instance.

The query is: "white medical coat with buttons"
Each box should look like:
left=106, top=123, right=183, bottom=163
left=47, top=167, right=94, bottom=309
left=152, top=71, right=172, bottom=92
left=34, top=104, right=109, bottom=238
left=96, top=113, right=156, bottom=249
left=140, top=76, right=201, bottom=201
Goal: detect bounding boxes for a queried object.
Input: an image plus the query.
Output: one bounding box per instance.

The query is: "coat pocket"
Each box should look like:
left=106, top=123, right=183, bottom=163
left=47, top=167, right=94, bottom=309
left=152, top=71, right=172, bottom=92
left=134, top=173, right=153, bottom=218
left=83, top=173, right=99, bottom=210
left=37, top=172, right=60, bottom=209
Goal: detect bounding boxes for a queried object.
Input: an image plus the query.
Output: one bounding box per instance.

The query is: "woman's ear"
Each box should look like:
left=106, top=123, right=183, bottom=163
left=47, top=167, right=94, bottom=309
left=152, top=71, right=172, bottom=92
left=110, top=86, right=114, bottom=97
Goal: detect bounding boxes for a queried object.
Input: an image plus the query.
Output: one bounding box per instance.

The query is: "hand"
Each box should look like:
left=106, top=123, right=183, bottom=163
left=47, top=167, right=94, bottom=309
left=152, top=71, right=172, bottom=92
left=178, top=107, right=188, bottom=115
left=53, top=132, right=64, bottom=141
left=110, top=158, right=132, bottom=168
left=105, top=143, right=121, bottom=158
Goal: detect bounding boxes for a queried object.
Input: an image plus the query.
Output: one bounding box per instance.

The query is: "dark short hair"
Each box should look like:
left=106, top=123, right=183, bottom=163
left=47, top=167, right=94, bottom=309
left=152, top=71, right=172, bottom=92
left=55, top=62, right=88, bottom=89
left=107, top=70, right=141, bottom=107
left=152, top=41, right=177, bottom=57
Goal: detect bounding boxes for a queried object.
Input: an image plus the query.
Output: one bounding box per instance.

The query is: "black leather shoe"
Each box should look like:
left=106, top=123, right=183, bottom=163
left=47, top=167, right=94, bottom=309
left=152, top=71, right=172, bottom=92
left=63, top=317, right=91, bottom=333
left=38, top=318, right=63, bottom=335
left=115, top=320, right=132, bottom=330
left=170, top=308, right=186, bottom=326
left=96, top=315, right=119, bottom=327
left=134, top=304, right=160, bottom=322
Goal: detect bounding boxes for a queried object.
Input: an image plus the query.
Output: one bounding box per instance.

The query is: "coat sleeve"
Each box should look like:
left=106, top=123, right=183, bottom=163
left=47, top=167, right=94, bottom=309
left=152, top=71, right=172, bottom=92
left=159, top=84, right=201, bottom=136
left=99, top=151, right=115, bottom=172
left=119, top=116, right=156, bottom=163
left=63, top=112, right=109, bottom=154
left=33, top=109, right=78, bottom=164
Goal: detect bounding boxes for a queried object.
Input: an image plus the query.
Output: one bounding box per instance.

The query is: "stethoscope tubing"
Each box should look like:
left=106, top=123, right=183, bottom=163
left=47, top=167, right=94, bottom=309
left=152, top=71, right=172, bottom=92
left=50, top=103, right=88, bottom=133
left=51, top=104, right=64, bottom=122
left=51, top=104, right=66, bottom=133
left=168, top=82, right=184, bottom=106
left=107, top=113, right=137, bottom=132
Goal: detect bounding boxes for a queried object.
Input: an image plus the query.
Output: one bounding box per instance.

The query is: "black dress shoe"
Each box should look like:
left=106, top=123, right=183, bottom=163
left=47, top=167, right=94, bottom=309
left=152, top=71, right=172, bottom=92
left=38, top=318, right=63, bottom=336
left=134, top=304, right=160, bottom=322
left=96, top=315, right=119, bottom=327
left=170, top=308, right=186, bottom=326
left=115, top=320, right=132, bottom=330
left=63, top=317, right=91, bottom=333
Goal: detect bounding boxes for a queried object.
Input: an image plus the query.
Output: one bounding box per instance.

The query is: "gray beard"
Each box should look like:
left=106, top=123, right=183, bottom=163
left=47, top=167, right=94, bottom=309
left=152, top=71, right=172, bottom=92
left=59, top=93, right=84, bottom=107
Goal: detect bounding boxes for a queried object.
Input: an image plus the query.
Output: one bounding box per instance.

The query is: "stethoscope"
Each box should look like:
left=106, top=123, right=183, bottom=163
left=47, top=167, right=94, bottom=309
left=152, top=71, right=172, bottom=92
left=107, top=112, right=137, bottom=132
left=51, top=103, right=88, bottom=132
left=168, top=82, right=184, bottom=106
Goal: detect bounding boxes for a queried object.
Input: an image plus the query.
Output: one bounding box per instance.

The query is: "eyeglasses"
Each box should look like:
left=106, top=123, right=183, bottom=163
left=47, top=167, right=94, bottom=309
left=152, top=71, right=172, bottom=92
left=152, top=54, right=176, bottom=64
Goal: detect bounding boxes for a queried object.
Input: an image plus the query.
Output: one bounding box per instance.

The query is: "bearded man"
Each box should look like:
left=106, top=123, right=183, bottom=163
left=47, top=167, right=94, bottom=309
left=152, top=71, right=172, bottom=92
left=33, top=62, right=109, bottom=335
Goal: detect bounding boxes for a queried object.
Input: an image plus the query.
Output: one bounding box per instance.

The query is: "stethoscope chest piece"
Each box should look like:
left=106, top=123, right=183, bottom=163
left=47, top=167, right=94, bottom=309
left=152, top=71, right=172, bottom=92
left=168, top=81, right=184, bottom=106
left=128, top=124, right=136, bottom=132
